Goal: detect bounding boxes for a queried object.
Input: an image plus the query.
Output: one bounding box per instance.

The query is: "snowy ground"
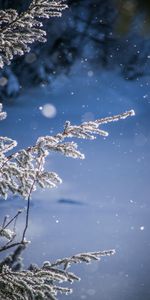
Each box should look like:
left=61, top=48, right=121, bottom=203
left=0, top=63, right=150, bottom=300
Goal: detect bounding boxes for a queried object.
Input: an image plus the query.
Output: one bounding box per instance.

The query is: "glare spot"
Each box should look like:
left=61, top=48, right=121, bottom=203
left=0, top=77, right=8, bottom=87
left=41, top=103, right=57, bottom=118
left=129, top=199, right=134, bottom=204
left=143, top=94, right=148, bottom=99
left=88, top=70, right=94, bottom=77
left=140, top=226, right=144, bottom=231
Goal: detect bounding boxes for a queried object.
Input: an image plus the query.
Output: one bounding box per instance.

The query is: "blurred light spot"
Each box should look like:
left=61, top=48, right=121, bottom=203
left=0, top=77, right=8, bottom=87
left=140, top=226, right=145, bottom=231
left=40, top=103, right=57, bottom=118
left=134, top=133, right=147, bottom=146
left=25, top=53, right=37, bottom=64
left=143, top=94, right=148, bottom=99
left=81, top=112, right=95, bottom=122
left=87, top=289, right=96, bottom=296
left=88, top=70, right=94, bottom=77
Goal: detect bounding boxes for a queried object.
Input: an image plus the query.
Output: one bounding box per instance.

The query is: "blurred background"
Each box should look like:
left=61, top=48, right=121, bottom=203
left=0, top=0, right=150, bottom=100
left=0, top=1, right=150, bottom=300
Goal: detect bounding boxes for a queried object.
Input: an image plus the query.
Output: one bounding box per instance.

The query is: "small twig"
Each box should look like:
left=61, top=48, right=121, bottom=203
left=2, top=210, right=22, bottom=230
left=21, top=155, right=44, bottom=242
left=0, top=210, right=24, bottom=252
left=1, top=215, right=9, bottom=228
left=95, top=110, right=135, bottom=125
left=21, top=182, right=34, bottom=243
left=0, top=241, right=27, bottom=253
left=2, top=233, right=17, bottom=249
left=0, top=210, right=22, bottom=239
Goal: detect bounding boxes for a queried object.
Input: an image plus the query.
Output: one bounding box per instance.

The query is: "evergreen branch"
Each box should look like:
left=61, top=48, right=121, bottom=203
left=0, top=248, right=115, bottom=300
left=50, top=249, right=116, bottom=269
left=0, top=244, right=26, bottom=272
left=0, top=109, right=135, bottom=200
left=0, top=0, right=68, bottom=68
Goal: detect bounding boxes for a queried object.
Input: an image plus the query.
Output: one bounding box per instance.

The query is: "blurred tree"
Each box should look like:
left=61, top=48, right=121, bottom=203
left=0, top=0, right=150, bottom=101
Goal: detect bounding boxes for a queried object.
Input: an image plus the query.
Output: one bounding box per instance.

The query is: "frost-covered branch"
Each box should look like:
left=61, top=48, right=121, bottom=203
left=0, top=248, right=115, bottom=300
left=0, top=105, right=135, bottom=252
left=0, top=0, right=68, bottom=68
left=0, top=103, right=134, bottom=299
left=50, top=249, right=116, bottom=269
left=0, top=108, right=135, bottom=200
left=0, top=210, right=27, bottom=253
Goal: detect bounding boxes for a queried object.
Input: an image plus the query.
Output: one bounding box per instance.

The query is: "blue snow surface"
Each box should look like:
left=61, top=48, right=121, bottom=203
left=0, top=63, right=150, bottom=300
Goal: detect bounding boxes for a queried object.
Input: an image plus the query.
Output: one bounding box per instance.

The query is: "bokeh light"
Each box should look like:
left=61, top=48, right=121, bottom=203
left=40, top=103, right=57, bottom=118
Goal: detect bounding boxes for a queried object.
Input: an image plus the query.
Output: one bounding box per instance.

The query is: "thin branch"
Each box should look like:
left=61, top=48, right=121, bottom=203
left=0, top=210, right=24, bottom=253
left=21, top=154, right=45, bottom=242
left=2, top=210, right=22, bottom=230
left=1, top=109, right=135, bottom=163
left=50, top=249, right=116, bottom=269
left=0, top=240, right=27, bottom=253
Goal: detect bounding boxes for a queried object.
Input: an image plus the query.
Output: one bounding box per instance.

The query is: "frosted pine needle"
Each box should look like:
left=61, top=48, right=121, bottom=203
left=0, top=248, right=115, bottom=300
left=0, top=0, right=68, bottom=68
left=0, top=108, right=135, bottom=200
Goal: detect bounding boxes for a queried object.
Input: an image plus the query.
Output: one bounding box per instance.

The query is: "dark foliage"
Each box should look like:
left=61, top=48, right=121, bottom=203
left=0, top=0, right=150, bottom=101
